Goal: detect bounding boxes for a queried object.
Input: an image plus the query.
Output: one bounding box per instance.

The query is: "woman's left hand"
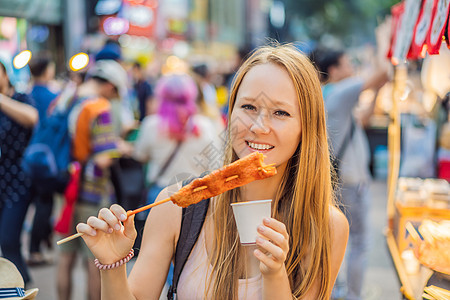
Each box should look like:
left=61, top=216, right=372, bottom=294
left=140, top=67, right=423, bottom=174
left=254, top=217, right=290, bottom=277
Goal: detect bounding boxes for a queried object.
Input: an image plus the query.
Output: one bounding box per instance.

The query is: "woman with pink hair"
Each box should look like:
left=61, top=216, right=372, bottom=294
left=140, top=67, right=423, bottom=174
left=134, top=73, right=223, bottom=214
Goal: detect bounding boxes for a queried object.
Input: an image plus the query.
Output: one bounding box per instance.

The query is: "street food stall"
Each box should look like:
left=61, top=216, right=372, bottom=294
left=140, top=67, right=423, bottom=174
left=385, top=0, right=450, bottom=299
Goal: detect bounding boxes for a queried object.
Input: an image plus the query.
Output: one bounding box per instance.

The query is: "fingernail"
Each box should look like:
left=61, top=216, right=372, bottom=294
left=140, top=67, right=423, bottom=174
left=108, top=228, right=113, bottom=234
left=114, top=224, right=121, bottom=231
left=257, top=225, right=265, bottom=232
left=256, top=236, right=263, bottom=244
left=120, top=214, right=126, bottom=221
left=91, top=230, right=97, bottom=236
left=263, top=218, right=270, bottom=224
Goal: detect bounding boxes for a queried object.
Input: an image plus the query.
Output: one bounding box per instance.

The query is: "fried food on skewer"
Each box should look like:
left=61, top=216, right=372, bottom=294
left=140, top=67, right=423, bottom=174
left=57, top=152, right=276, bottom=245
left=171, top=152, right=277, bottom=207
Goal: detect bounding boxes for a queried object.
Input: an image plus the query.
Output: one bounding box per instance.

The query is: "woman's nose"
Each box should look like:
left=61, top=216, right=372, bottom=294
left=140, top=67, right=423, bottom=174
left=250, top=113, right=270, bottom=134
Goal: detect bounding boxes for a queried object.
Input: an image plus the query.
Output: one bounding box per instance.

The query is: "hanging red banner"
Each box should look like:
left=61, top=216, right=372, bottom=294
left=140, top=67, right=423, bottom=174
left=408, top=0, right=435, bottom=59
left=387, top=2, right=405, bottom=61
left=446, top=11, right=450, bottom=48
left=426, top=0, right=450, bottom=54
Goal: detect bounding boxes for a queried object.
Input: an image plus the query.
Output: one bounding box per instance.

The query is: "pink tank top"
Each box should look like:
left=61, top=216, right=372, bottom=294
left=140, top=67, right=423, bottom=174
left=176, top=227, right=262, bottom=299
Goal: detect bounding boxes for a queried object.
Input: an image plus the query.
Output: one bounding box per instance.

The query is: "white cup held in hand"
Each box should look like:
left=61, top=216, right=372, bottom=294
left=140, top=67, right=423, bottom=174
left=231, top=199, right=272, bottom=245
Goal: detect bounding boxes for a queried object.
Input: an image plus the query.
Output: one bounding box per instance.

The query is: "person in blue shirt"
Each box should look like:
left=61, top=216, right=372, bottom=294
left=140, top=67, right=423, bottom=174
left=29, top=54, right=58, bottom=123
left=27, top=54, right=59, bottom=266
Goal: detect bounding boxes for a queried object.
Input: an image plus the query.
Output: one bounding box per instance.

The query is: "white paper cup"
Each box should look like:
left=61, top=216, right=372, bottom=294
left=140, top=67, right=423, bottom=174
left=231, top=199, right=272, bottom=245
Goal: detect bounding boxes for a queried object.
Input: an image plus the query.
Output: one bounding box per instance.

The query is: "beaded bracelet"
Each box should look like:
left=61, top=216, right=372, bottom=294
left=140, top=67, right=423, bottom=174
left=94, top=249, right=134, bottom=270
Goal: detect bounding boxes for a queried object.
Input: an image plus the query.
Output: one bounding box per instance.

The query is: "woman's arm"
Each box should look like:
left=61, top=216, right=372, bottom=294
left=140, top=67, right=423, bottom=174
left=300, top=206, right=349, bottom=299
left=327, top=207, right=349, bottom=288
left=128, top=187, right=182, bottom=299
left=257, top=207, right=349, bottom=300
left=0, top=93, right=38, bottom=127
left=77, top=187, right=181, bottom=300
left=252, top=218, right=292, bottom=300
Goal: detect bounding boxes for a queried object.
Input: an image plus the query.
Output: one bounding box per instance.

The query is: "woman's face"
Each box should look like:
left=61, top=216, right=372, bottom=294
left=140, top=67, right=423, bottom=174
left=230, top=63, right=302, bottom=170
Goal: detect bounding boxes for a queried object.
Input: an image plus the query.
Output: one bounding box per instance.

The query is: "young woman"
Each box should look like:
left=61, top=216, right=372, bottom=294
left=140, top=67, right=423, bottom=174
left=77, top=44, right=349, bottom=299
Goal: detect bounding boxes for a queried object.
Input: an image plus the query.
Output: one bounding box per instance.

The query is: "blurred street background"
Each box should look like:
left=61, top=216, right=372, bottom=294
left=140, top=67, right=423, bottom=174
left=1, top=0, right=450, bottom=299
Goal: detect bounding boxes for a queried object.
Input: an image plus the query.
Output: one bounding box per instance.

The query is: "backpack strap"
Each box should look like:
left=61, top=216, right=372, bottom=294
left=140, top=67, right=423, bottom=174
left=167, top=173, right=210, bottom=300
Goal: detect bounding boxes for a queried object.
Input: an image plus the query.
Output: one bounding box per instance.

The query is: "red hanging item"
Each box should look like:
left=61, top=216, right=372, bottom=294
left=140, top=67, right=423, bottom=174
left=426, top=0, right=450, bottom=54
left=408, top=0, right=435, bottom=59
left=446, top=12, right=450, bottom=48
left=54, top=162, right=82, bottom=235
left=387, top=2, right=405, bottom=61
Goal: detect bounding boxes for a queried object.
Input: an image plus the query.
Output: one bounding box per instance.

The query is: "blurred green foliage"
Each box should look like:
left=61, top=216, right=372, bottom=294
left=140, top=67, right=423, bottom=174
left=285, top=0, right=399, bottom=45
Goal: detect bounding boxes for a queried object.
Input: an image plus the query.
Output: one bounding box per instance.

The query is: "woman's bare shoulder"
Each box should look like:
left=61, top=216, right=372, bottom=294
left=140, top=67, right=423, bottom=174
left=329, top=206, right=349, bottom=241
left=128, top=184, right=183, bottom=298
left=148, top=184, right=184, bottom=243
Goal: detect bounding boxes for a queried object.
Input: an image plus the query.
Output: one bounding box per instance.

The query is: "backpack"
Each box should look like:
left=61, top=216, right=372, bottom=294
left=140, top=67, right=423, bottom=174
left=21, top=84, right=78, bottom=194
left=167, top=174, right=210, bottom=300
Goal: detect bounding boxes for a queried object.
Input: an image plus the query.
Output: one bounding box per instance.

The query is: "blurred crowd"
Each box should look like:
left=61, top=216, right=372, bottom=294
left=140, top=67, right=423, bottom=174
left=0, top=38, right=239, bottom=299
left=1, top=33, right=449, bottom=300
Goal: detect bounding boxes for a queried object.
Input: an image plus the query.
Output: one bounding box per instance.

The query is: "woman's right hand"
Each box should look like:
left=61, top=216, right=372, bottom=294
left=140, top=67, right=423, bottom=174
left=76, top=204, right=137, bottom=264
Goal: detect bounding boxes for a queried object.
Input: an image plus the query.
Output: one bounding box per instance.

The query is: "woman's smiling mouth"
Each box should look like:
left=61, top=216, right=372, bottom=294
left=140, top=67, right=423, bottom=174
left=246, top=141, right=275, bottom=151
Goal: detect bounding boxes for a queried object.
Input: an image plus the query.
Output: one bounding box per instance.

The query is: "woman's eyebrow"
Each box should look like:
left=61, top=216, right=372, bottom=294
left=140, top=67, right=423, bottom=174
left=239, top=96, right=294, bottom=110
left=238, top=96, right=256, bottom=102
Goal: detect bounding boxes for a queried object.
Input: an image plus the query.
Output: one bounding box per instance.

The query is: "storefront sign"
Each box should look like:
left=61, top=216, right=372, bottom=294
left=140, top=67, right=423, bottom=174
left=123, top=0, right=157, bottom=37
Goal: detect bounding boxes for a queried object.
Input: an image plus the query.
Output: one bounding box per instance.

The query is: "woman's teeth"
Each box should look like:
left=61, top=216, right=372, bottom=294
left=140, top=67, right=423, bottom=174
left=247, top=142, right=274, bottom=150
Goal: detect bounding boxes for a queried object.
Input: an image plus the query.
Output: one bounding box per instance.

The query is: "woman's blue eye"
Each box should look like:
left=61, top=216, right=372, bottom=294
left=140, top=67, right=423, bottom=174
left=275, top=110, right=290, bottom=117
left=241, top=104, right=256, bottom=110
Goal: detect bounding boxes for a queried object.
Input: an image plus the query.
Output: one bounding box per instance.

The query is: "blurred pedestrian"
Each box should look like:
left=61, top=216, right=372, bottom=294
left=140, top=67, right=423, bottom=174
left=94, top=40, right=136, bottom=210
left=27, top=53, right=59, bottom=266
left=76, top=43, right=349, bottom=299
left=0, top=58, right=39, bottom=285
left=94, top=39, right=135, bottom=137
left=194, top=72, right=226, bottom=140
left=132, top=73, right=223, bottom=284
left=29, top=53, right=58, bottom=123
left=134, top=73, right=223, bottom=205
left=131, top=62, right=154, bottom=120
left=309, top=47, right=388, bottom=300
left=192, top=63, right=218, bottom=108
left=56, top=59, right=131, bottom=300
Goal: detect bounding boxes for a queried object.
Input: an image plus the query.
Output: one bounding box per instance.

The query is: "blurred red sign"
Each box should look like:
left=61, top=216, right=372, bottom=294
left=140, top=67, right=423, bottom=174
left=124, top=0, right=157, bottom=37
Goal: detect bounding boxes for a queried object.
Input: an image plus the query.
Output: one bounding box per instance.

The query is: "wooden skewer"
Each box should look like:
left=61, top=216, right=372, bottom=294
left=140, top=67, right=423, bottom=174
left=193, top=186, right=208, bottom=192
left=264, top=163, right=276, bottom=168
left=58, top=167, right=276, bottom=245
left=127, top=198, right=171, bottom=216
left=57, top=198, right=172, bottom=245
left=421, top=294, right=433, bottom=300
left=424, top=286, right=450, bottom=300
left=56, top=233, right=84, bottom=245
left=225, top=175, right=239, bottom=182
left=419, top=227, right=435, bottom=244
left=405, top=222, right=421, bottom=244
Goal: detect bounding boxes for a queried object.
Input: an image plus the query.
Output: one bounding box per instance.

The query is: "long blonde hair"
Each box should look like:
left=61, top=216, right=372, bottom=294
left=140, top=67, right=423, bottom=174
left=208, top=43, right=335, bottom=299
